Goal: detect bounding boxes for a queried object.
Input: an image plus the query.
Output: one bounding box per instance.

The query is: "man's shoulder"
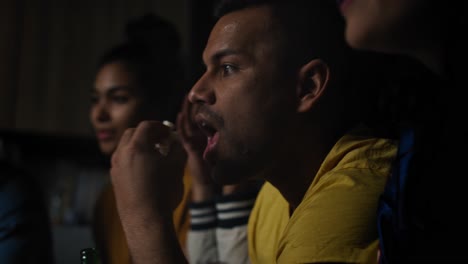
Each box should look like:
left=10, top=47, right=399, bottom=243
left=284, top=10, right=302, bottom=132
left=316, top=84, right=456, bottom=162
left=276, top=167, right=383, bottom=263
left=249, top=181, right=289, bottom=236
left=251, top=182, right=288, bottom=217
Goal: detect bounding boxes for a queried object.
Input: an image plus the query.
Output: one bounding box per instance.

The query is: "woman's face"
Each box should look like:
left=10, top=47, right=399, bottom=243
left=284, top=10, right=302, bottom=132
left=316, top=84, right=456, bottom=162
left=339, top=0, right=436, bottom=54
left=90, top=61, right=146, bottom=155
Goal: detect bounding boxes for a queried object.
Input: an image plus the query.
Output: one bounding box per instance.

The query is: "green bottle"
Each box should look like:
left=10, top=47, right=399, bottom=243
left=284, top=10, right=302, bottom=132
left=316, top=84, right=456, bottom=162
left=80, top=248, right=101, bottom=264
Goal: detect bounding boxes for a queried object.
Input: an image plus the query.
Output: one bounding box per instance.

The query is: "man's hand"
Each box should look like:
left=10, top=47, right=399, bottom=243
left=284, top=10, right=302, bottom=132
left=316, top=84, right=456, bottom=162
left=177, top=96, right=216, bottom=202
left=110, top=120, right=188, bottom=264
left=111, top=120, right=186, bottom=215
left=177, top=95, right=207, bottom=159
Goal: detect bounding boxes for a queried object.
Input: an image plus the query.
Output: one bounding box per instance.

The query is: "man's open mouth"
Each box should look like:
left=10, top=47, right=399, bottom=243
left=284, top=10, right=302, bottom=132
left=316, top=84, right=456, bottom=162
left=195, top=116, right=220, bottom=161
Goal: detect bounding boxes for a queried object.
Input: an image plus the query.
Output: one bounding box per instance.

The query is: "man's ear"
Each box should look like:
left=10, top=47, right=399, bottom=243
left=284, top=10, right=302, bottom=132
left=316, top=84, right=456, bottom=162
left=296, top=59, right=330, bottom=113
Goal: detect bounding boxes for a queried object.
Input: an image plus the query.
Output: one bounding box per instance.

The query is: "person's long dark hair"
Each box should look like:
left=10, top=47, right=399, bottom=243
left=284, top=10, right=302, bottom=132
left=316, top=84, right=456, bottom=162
left=97, top=13, right=185, bottom=123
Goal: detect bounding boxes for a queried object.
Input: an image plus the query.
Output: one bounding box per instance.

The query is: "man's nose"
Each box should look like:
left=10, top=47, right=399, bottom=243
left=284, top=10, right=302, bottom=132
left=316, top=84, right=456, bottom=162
left=189, top=73, right=215, bottom=105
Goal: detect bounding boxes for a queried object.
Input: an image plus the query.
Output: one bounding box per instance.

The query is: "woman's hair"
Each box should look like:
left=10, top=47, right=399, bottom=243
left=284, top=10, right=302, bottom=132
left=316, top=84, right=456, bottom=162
left=97, top=13, right=185, bottom=123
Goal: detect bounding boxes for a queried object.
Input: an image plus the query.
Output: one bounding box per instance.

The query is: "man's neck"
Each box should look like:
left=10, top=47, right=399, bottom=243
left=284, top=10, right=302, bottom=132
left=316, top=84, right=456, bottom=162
left=265, top=133, right=337, bottom=211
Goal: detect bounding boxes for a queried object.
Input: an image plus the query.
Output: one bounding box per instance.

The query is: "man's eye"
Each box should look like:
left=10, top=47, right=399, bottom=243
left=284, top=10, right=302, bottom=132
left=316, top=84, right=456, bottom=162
left=221, top=64, right=237, bottom=77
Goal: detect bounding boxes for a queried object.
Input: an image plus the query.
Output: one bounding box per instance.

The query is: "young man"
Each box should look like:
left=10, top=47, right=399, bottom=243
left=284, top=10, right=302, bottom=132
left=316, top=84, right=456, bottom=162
left=110, top=0, right=397, bottom=263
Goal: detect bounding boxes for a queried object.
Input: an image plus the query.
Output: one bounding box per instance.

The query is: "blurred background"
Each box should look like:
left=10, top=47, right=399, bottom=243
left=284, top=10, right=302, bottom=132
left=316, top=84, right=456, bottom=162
left=0, top=0, right=215, bottom=262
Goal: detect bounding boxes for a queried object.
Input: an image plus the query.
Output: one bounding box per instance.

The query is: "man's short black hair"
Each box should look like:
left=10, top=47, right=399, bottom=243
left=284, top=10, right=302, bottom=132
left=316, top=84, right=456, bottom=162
left=214, top=0, right=348, bottom=70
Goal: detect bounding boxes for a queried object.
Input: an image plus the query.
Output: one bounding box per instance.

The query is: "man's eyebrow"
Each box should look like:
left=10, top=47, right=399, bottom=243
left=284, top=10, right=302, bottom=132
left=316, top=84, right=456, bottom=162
left=204, top=48, right=241, bottom=66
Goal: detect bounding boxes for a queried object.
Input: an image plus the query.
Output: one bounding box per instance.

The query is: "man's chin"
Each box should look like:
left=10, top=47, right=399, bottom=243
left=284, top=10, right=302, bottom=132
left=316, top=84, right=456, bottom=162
left=210, top=161, right=256, bottom=185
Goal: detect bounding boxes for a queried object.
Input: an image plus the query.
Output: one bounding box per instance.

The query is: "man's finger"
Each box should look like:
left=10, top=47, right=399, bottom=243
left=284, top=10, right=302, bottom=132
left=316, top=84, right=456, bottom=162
left=182, top=96, right=195, bottom=138
left=177, top=112, right=190, bottom=144
left=112, top=127, right=136, bottom=168
left=120, top=127, right=135, bottom=146
left=130, top=121, right=170, bottom=150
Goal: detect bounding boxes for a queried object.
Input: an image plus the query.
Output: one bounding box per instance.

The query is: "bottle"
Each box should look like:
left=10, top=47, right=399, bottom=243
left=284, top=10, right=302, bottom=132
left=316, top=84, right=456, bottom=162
left=80, top=248, right=101, bottom=264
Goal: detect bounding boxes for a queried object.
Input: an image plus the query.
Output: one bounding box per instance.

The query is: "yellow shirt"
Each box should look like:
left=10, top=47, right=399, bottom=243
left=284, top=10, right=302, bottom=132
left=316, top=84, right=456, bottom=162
left=248, top=130, right=396, bottom=264
left=93, top=166, right=192, bottom=264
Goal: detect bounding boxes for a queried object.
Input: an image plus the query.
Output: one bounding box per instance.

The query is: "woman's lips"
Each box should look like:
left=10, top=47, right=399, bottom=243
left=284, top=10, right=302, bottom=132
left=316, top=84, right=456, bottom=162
left=97, top=130, right=114, bottom=141
left=203, top=132, right=219, bottom=161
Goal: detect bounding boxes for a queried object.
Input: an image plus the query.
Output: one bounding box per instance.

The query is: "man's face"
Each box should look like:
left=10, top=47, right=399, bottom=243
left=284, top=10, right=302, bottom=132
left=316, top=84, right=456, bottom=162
left=189, top=6, right=297, bottom=184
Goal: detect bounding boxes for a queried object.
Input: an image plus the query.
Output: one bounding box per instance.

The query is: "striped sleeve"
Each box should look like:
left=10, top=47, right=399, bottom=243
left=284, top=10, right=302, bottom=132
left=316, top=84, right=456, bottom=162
left=189, top=200, right=217, bottom=231
left=216, top=190, right=258, bottom=229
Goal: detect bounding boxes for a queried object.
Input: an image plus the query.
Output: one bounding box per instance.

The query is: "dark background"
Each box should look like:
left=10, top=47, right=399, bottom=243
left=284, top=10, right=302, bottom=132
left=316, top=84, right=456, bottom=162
left=0, top=0, right=215, bottom=262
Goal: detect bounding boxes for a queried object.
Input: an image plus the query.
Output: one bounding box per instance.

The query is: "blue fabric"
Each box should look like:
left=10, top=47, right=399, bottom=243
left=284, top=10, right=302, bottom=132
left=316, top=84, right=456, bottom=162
left=0, top=172, right=54, bottom=264
left=377, top=129, right=414, bottom=264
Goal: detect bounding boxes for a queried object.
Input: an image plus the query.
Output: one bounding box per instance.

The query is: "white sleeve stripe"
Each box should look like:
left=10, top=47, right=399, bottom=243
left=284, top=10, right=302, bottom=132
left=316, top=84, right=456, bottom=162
left=217, top=210, right=251, bottom=220
left=190, top=207, right=216, bottom=216
left=216, top=199, right=255, bottom=210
